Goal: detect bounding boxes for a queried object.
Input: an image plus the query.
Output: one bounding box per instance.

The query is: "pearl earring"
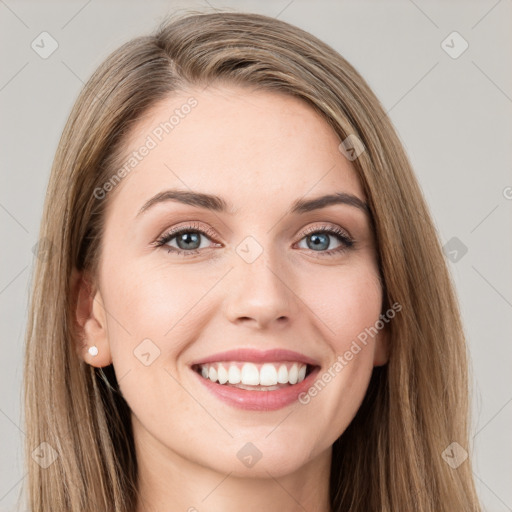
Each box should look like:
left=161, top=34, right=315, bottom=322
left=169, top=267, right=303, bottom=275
left=88, top=345, right=99, bottom=357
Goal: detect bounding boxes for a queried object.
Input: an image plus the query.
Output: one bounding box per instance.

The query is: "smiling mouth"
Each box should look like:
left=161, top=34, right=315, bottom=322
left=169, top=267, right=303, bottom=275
left=191, top=361, right=316, bottom=391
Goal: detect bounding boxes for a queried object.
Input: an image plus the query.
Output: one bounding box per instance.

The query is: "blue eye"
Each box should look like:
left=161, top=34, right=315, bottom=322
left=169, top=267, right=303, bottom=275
left=297, top=225, right=354, bottom=255
left=153, top=222, right=219, bottom=256
left=153, top=222, right=354, bottom=257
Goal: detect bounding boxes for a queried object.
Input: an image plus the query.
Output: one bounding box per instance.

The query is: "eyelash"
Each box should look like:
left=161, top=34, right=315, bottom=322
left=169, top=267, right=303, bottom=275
left=152, top=221, right=355, bottom=258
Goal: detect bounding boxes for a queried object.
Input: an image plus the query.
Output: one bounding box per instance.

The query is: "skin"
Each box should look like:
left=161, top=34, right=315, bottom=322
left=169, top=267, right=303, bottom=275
left=75, top=85, right=389, bottom=512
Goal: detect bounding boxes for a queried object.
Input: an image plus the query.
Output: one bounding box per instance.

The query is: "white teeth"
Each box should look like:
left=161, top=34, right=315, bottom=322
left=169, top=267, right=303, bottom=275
left=197, top=361, right=309, bottom=387
left=228, top=365, right=241, bottom=384
left=217, top=364, right=229, bottom=384
left=288, top=363, right=298, bottom=384
left=259, top=363, right=278, bottom=386
left=241, top=362, right=260, bottom=385
left=277, top=364, right=288, bottom=384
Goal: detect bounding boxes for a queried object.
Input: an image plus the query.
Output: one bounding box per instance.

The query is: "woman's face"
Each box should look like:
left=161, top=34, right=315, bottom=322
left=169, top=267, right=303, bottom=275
left=81, top=85, right=388, bottom=478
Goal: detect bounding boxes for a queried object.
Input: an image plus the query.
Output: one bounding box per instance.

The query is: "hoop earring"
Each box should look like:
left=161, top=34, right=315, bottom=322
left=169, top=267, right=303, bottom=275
left=88, top=345, right=99, bottom=357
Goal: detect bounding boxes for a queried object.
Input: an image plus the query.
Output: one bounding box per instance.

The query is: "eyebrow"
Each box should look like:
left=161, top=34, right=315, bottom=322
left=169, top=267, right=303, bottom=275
left=136, top=189, right=370, bottom=217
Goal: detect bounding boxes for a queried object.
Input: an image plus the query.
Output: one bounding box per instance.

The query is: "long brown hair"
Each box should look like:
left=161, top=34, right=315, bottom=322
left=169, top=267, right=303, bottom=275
left=23, top=10, right=481, bottom=511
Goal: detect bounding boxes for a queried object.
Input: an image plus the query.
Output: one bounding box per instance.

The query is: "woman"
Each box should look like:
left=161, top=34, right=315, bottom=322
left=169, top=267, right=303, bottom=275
left=23, top=10, right=481, bottom=512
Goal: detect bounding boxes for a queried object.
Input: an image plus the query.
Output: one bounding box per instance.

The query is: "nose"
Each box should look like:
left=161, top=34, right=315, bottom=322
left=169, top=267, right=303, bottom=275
left=223, top=246, right=299, bottom=330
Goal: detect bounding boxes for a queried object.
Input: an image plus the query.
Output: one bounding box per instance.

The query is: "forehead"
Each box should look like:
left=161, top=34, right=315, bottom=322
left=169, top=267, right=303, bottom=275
left=107, top=85, right=365, bottom=216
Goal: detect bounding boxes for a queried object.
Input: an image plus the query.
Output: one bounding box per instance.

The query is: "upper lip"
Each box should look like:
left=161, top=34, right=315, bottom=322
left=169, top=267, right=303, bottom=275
left=190, top=348, right=320, bottom=367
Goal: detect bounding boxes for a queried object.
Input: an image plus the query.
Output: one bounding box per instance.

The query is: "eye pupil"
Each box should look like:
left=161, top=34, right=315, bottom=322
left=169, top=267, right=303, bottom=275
left=177, top=232, right=201, bottom=250
left=307, top=233, right=329, bottom=251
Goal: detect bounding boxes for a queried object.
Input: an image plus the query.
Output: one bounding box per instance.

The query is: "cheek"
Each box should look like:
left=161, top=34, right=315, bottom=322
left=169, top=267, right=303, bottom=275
left=98, top=257, right=226, bottom=418
left=101, top=257, right=211, bottom=350
left=98, top=259, right=203, bottom=426
left=295, top=265, right=383, bottom=427
left=305, top=265, right=383, bottom=352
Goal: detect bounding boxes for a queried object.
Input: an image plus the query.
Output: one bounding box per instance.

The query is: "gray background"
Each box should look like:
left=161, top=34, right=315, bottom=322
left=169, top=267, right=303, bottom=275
left=1, top=1, right=511, bottom=510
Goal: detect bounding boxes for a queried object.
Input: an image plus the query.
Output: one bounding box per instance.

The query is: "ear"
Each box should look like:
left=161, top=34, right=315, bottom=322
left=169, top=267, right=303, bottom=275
left=373, top=321, right=390, bottom=367
left=71, top=268, right=112, bottom=367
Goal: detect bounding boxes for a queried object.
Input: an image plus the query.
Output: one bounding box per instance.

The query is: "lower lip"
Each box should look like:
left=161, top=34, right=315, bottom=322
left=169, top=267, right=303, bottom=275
left=191, top=366, right=321, bottom=411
